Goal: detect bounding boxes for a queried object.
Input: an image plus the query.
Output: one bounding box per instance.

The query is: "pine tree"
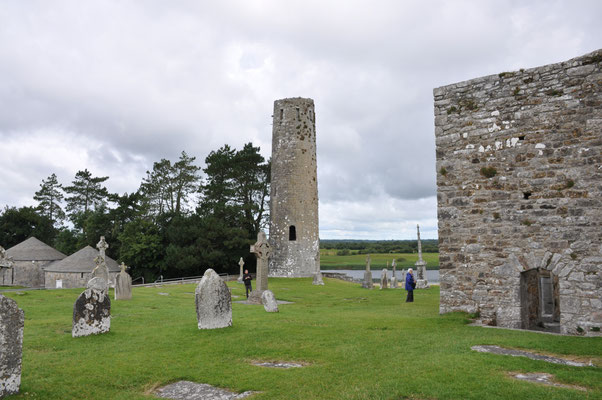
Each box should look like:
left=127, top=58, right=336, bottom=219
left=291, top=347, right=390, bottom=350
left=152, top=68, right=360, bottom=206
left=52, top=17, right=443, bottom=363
left=64, top=169, right=110, bottom=230
left=140, top=151, right=201, bottom=217
left=33, top=173, right=65, bottom=226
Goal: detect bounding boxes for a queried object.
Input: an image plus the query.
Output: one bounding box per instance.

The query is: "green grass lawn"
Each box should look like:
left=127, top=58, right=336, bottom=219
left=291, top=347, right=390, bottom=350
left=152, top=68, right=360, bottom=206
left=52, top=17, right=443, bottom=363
left=3, top=279, right=601, bottom=399
left=320, top=250, right=439, bottom=270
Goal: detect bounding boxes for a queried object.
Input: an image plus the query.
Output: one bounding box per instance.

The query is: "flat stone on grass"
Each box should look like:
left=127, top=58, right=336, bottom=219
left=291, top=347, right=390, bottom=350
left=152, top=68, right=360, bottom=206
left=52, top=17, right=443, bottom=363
left=156, top=381, right=257, bottom=399
left=251, top=361, right=305, bottom=369
left=472, top=345, right=594, bottom=367
left=509, top=372, right=587, bottom=391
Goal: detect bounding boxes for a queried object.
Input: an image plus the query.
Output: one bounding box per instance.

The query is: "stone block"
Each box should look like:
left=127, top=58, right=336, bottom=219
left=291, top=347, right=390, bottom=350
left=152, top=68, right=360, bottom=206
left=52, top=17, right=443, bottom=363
left=0, top=295, right=24, bottom=397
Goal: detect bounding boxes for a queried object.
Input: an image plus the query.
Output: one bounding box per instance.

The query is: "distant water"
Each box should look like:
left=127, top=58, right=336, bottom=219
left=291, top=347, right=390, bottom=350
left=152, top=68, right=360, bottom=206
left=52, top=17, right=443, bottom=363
left=321, top=269, right=439, bottom=284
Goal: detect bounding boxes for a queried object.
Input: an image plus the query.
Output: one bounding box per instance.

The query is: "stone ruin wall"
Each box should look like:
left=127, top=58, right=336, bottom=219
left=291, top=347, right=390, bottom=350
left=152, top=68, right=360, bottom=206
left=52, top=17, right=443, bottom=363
left=269, top=98, right=320, bottom=277
left=434, top=50, right=602, bottom=335
left=0, top=261, right=48, bottom=287
left=44, top=271, right=119, bottom=289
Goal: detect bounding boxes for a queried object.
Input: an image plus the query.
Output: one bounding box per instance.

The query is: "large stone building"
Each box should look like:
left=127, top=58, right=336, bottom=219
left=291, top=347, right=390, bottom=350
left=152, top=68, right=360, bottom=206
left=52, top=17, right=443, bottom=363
left=434, top=50, right=601, bottom=335
left=44, top=246, right=121, bottom=289
left=2, top=237, right=66, bottom=287
left=269, top=97, right=320, bottom=277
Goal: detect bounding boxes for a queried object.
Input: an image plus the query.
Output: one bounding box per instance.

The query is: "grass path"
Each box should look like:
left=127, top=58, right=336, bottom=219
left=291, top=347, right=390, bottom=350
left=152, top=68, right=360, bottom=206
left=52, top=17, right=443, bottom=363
left=3, top=278, right=601, bottom=399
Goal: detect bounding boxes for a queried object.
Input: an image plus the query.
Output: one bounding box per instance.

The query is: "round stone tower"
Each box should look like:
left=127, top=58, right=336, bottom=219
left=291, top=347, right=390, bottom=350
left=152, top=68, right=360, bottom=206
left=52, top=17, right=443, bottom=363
left=269, top=97, right=319, bottom=277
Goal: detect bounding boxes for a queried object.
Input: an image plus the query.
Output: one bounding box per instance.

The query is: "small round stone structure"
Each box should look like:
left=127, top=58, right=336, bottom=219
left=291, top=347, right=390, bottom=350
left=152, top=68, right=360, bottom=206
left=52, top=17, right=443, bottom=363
left=269, top=97, right=320, bottom=278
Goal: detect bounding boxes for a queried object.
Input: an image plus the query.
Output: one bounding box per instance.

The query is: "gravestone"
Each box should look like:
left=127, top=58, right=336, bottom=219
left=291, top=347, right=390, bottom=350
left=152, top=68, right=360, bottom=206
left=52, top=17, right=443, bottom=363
left=390, top=259, right=398, bottom=288
left=380, top=269, right=389, bottom=289
left=90, top=236, right=110, bottom=294
left=261, top=290, right=279, bottom=312
left=115, top=262, right=132, bottom=300
left=0, top=294, right=24, bottom=397
left=72, top=287, right=111, bottom=337
left=248, top=230, right=271, bottom=304
left=414, top=225, right=430, bottom=289
left=237, top=257, right=244, bottom=283
left=195, top=268, right=232, bottom=329
left=362, top=254, right=373, bottom=289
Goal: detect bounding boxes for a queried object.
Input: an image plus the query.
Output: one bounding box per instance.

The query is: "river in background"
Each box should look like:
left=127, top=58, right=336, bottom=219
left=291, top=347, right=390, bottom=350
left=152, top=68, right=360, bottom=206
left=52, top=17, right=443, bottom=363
left=321, top=269, right=440, bottom=283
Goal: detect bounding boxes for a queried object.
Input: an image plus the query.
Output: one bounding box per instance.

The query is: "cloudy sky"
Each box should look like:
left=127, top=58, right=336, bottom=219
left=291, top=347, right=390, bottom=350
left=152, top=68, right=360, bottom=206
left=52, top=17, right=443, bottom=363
left=0, top=1, right=600, bottom=240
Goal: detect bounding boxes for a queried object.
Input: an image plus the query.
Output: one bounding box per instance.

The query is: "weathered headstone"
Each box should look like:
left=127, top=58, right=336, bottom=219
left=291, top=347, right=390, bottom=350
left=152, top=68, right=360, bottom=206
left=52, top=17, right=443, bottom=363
left=390, top=259, right=398, bottom=288
left=414, top=225, right=430, bottom=289
left=115, top=262, right=132, bottom=300
left=90, top=236, right=110, bottom=294
left=362, top=254, right=373, bottom=289
left=237, top=257, right=244, bottom=283
left=312, top=253, right=324, bottom=286
left=261, top=290, right=279, bottom=312
left=0, top=294, right=24, bottom=397
left=72, top=287, right=111, bottom=337
left=195, top=268, right=232, bottom=329
left=380, top=269, right=389, bottom=289
left=248, top=230, right=271, bottom=304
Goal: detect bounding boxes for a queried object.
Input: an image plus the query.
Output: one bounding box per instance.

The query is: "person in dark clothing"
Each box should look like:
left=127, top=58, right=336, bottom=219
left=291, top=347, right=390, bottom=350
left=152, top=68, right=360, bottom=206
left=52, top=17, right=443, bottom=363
left=405, top=268, right=416, bottom=303
left=243, top=269, right=252, bottom=298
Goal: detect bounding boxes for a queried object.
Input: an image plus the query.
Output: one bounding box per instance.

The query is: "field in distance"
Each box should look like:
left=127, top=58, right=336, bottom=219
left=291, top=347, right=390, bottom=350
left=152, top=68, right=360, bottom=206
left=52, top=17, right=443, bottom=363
left=320, top=249, right=439, bottom=270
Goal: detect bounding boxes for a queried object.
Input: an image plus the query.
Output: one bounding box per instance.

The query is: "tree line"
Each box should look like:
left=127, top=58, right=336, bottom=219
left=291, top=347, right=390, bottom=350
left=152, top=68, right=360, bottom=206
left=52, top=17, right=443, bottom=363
left=0, top=143, right=270, bottom=282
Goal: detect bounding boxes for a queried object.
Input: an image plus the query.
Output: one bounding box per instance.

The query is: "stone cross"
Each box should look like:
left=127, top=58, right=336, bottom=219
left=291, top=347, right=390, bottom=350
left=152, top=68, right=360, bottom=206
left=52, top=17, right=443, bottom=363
left=97, top=236, right=109, bottom=260
left=416, top=224, right=423, bottom=263
left=120, top=262, right=126, bottom=273
left=362, top=254, right=373, bottom=289
left=250, top=230, right=271, bottom=292
left=238, top=257, right=245, bottom=282
left=414, top=225, right=429, bottom=288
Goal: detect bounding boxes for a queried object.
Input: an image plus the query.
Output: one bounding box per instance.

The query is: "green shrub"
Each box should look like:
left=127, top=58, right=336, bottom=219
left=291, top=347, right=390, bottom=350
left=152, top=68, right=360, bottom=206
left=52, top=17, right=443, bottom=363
left=480, top=167, right=497, bottom=178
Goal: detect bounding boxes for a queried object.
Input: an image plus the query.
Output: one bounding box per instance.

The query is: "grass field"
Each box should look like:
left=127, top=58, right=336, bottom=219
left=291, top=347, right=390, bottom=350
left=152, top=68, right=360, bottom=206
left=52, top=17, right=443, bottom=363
left=320, top=250, right=439, bottom=270
left=2, top=279, right=601, bottom=399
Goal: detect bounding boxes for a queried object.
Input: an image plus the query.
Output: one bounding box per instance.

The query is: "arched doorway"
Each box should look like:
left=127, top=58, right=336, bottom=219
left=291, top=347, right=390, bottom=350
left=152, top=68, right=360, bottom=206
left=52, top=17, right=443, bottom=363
left=520, top=268, right=560, bottom=332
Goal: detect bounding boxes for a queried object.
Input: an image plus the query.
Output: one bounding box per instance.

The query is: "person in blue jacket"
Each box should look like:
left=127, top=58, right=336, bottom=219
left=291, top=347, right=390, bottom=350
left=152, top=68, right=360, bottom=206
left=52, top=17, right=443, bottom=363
left=405, top=268, right=416, bottom=302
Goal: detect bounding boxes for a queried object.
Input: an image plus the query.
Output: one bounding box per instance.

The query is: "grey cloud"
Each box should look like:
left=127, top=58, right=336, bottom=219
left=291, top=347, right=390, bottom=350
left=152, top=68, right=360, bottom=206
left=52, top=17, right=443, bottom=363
left=1, top=0, right=601, bottom=238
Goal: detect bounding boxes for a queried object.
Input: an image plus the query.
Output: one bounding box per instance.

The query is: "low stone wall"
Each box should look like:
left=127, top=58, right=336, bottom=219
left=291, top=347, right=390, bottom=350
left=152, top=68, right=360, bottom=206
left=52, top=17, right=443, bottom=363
left=322, top=272, right=361, bottom=284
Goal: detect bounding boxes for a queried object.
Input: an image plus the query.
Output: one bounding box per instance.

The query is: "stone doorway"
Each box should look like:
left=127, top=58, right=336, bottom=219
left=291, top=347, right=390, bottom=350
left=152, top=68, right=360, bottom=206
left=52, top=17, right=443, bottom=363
left=520, top=268, right=560, bottom=332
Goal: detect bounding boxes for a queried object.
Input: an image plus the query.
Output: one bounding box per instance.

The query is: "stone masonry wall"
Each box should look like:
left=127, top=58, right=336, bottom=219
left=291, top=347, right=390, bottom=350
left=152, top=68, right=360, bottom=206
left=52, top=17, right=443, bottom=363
left=434, top=50, right=601, bottom=335
left=45, top=271, right=118, bottom=289
left=0, top=261, right=48, bottom=287
left=269, top=98, right=320, bottom=277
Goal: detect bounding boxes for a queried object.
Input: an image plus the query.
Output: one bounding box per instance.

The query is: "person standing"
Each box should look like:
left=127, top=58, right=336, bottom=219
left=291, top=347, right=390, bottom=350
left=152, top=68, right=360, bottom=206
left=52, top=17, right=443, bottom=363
left=405, top=268, right=416, bottom=302
left=243, top=269, right=252, bottom=298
